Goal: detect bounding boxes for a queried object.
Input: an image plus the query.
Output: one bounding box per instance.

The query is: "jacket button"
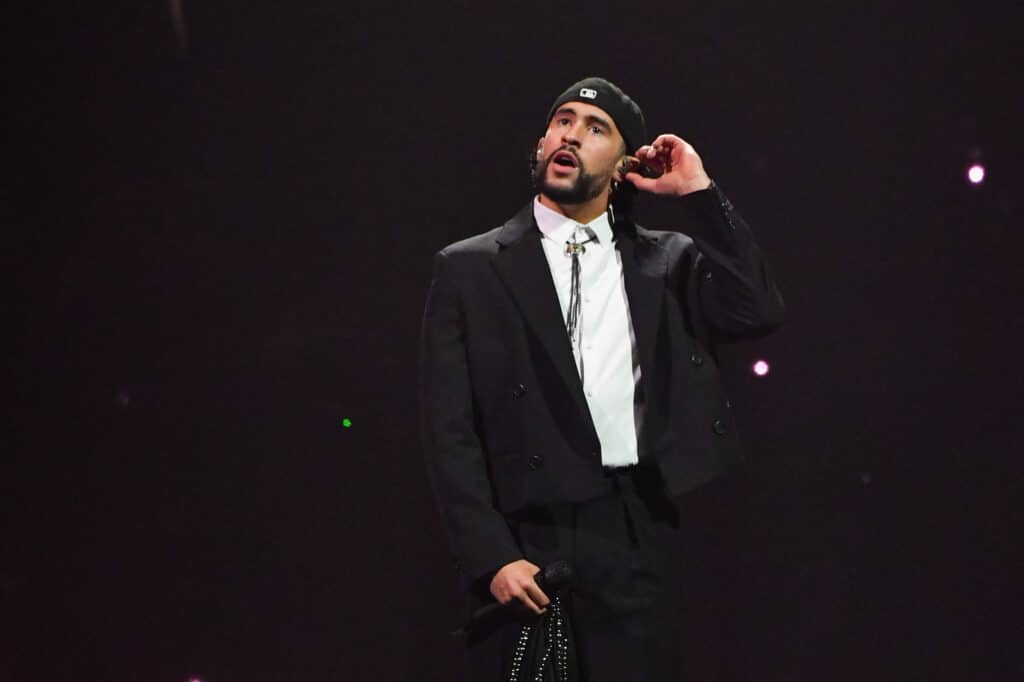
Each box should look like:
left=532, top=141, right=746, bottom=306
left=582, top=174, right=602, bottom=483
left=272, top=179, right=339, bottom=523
left=528, top=454, right=544, bottom=470
left=690, top=352, right=704, bottom=366
left=512, top=383, right=527, bottom=398
left=712, top=419, right=728, bottom=435
left=703, top=270, right=713, bottom=281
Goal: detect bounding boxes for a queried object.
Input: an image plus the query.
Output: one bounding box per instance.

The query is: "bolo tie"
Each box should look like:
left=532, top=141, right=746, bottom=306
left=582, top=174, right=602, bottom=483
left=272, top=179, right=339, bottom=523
left=565, top=227, right=595, bottom=381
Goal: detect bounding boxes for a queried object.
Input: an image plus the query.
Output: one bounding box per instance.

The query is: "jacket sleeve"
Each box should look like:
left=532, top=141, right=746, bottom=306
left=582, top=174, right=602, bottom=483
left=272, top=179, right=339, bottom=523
left=679, top=182, right=786, bottom=342
left=418, top=249, right=523, bottom=585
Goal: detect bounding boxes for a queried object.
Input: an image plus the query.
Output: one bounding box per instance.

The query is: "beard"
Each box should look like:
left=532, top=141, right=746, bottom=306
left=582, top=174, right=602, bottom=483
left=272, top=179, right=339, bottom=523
left=533, top=151, right=612, bottom=205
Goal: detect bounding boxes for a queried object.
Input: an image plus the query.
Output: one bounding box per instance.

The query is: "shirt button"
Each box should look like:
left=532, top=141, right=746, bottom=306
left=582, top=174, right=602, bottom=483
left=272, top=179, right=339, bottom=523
left=528, top=454, right=544, bottom=470
left=712, top=419, right=728, bottom=435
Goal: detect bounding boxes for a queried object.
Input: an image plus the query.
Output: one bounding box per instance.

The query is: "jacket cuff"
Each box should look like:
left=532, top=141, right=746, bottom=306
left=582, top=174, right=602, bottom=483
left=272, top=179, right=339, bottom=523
left=677, top=180, right=736, bottom=231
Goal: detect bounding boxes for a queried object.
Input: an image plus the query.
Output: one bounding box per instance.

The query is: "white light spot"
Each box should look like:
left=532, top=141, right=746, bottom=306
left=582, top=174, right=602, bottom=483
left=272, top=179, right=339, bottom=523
left=967, top=164, right=985, bottom=185
left=752, top=360, right=770, bottom=377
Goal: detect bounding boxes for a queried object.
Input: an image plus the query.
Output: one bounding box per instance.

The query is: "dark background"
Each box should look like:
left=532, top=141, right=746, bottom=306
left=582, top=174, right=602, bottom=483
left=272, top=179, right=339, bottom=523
left=7, top=2, right=1023, bottom=680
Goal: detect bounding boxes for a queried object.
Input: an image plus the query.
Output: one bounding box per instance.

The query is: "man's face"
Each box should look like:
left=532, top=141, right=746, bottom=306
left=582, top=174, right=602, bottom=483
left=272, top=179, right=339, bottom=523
left=535, top=101, right=627, bottom=205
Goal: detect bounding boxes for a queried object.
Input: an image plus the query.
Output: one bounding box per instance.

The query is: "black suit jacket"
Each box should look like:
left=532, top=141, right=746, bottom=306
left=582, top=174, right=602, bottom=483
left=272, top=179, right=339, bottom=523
left=419, top=184, right=784, bottom=584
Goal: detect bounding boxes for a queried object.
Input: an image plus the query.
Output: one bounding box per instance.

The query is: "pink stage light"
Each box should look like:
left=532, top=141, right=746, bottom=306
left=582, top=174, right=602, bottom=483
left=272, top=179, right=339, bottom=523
left=967, top=164, right=985, bottom=185
left=752, top=360, right=770, bottom=377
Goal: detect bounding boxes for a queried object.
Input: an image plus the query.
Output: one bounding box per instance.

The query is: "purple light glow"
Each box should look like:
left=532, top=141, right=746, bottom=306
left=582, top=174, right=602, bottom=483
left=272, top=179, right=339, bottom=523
left=752, top=360, right=770, bottom=377
left=967, top=164, right=985, bottom=184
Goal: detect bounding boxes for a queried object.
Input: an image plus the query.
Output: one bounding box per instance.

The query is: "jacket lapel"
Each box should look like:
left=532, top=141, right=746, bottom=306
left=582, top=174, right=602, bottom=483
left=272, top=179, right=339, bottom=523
left=491, top=203, right=594, bottom=429
left=617, top=228, right=667, bottom=389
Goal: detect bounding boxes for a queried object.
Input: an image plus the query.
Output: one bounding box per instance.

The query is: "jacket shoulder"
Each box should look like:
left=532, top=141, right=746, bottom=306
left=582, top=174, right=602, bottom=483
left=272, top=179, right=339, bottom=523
left=437, top=201, right=535, bottom=261
left=437, top=225, right=503, bottom=259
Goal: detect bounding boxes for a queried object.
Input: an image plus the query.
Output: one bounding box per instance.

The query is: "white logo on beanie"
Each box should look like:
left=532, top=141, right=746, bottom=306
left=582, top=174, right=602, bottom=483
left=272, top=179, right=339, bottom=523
left=579, top=88, right=598, bottom=99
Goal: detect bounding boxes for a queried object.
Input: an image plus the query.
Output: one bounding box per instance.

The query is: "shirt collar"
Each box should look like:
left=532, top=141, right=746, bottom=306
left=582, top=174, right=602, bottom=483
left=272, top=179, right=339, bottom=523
left=533, top=196, right=613, bottom=246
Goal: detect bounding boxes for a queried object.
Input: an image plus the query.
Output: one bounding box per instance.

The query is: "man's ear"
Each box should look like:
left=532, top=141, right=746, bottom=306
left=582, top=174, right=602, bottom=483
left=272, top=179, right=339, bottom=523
left=614, top=156, right=631, bottom=182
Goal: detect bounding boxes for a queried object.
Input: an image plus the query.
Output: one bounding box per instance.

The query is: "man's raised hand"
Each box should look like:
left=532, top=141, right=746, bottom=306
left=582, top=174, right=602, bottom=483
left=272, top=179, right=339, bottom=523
left=626, top=134, right=712, bottom=197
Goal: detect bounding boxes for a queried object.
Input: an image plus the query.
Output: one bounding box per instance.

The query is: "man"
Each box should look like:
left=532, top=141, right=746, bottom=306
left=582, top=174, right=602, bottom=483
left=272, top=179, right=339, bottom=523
left=419, top=77, right=784, bottom=681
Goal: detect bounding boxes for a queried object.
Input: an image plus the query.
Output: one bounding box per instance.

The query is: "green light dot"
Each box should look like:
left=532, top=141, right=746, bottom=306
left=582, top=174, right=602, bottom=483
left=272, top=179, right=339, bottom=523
left=342, top=418, right=352, bottom=428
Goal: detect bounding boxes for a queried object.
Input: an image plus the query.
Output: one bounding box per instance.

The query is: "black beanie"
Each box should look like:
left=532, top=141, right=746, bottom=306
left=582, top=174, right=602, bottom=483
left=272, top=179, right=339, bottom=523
left=545, top=77, right=647, bottom=153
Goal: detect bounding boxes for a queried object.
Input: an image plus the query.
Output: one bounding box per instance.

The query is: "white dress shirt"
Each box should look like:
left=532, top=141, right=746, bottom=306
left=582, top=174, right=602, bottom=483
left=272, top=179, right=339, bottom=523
left=533, top=197, right=641, bottom=468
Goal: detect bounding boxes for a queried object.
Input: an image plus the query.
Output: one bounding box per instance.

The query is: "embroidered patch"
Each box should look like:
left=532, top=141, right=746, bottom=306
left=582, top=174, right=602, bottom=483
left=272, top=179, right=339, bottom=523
left=579, top=87, right=598, bottom=99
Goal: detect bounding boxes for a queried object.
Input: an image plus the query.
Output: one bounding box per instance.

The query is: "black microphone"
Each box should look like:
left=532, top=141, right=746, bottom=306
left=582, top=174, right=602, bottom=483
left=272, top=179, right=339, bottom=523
left=452, top=560, right=575, bottom=637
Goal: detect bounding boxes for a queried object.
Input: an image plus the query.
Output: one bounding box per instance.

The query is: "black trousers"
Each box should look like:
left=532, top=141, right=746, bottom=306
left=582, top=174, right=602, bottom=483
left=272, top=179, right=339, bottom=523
left=467, top=464, right=688, bottom=682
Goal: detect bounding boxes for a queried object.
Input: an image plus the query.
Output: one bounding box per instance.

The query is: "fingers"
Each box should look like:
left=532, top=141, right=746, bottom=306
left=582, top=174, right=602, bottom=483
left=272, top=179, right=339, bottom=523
left=489, top=560, right=550, bottom=615
left=497, top=578, right=547, bottom=614
left=624, top=171, right=658, bottom=192
left=517, top=588, right=545, bottom=614
left=636, top=135, right=695, bottom=169
left=509, top=578, right=549, bottom=614
left=505, top=569, right=548, bottom=614
left=629, top=133, right=708, bottom=197
left=638, top=144, right=675, bottom=173
left=525, top=581, right=551, bottom=610
left=654, top=133, right=683, bottom=144
left=634, top=145, right=661, bottom=163
left=649, top=133, right=687, bottom=154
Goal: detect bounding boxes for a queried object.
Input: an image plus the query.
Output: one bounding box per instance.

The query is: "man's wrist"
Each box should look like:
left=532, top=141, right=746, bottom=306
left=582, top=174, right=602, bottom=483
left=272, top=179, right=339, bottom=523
left=678, top=175, right=713, bottom=196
